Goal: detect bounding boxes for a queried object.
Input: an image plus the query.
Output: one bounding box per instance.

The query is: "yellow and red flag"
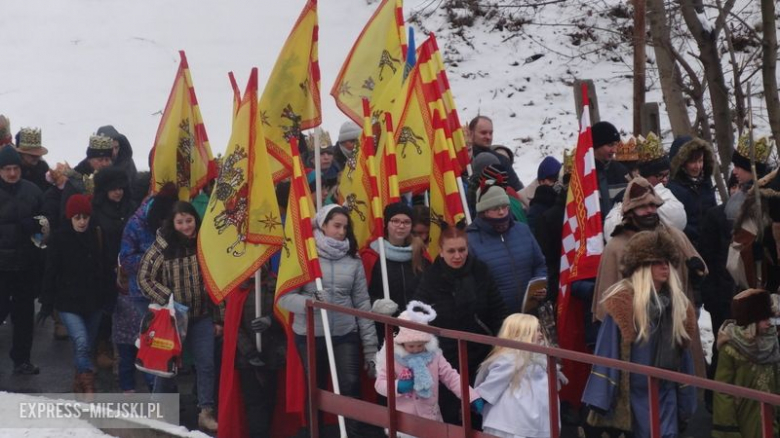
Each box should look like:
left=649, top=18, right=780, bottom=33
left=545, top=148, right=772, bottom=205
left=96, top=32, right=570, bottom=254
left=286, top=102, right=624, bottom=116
left=198, top=68, right=284, bottom=303
left=331, top=0, right=407, bottom=124
left=337, top=99, right=383, bottom=248
left=150, top=51, right=214, bottom=200
left=380, top=112, right=401, bottom=204
left=417, top=34, right=469, bottom=173
left=427, top=110, right=466, bottom=258
left=274, top=137, right=322, bottom=415
left=260, top=0, right=321, bottom=182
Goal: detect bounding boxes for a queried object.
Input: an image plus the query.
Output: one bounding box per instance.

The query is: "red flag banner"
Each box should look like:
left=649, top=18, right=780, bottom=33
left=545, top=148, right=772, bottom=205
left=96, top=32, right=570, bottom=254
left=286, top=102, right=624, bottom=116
left=556, top=82, right=604, bottom=407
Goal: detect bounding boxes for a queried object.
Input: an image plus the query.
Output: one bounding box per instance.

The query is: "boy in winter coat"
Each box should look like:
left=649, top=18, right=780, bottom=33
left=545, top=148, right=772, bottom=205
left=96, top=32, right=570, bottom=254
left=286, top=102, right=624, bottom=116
left=375, top=301, right=480, bottom=437
left=713, top=289, right=780, bottom=438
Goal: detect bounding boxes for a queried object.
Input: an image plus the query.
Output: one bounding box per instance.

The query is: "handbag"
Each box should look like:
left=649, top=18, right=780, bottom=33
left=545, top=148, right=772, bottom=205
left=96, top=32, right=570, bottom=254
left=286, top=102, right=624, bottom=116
left=135, top=295, right=183, bottom=378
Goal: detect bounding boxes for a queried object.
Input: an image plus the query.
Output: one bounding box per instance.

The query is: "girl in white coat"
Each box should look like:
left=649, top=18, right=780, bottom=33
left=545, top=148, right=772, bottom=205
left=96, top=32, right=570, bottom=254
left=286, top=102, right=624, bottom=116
left=474, top=314, right=564, bottom=438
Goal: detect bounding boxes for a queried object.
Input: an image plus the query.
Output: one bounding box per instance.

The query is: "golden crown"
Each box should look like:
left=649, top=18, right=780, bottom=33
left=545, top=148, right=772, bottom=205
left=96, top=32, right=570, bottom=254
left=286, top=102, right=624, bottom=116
left=736, top=133, right=772, bottom=164
left=0, top=115, right=10, bottom=143
left=615, top=137, right=638, bottom=162
left=89, top=133, right=114, bottom=150
left=307, top=128, right=333, bottom=150
left=636, top=132, right=665, bottom=163
left=562, top=148, right=574, bottom=174
left=18, top=127, right=42, bottom=150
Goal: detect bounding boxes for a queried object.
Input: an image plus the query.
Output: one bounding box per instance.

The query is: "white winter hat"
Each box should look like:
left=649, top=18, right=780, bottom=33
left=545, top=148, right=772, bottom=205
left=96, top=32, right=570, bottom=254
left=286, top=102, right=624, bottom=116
left=394, top=301, right=437, bottom=345
left=337, top=121, right=362, bottom=143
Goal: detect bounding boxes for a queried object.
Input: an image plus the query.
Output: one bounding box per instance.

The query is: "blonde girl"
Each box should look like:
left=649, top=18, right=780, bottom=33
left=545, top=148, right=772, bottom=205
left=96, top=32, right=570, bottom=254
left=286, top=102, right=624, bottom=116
left=474, top=313, right=564, bottom=438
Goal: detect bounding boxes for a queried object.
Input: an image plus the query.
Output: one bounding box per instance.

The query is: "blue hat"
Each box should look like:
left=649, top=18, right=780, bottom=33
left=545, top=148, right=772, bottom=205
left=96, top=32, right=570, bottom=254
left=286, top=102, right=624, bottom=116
left=537, top=156, right=562, bottom=180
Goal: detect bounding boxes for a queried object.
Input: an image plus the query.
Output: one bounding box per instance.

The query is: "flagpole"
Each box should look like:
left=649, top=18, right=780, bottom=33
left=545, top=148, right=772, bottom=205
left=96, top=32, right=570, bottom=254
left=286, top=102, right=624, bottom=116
left=377, top=237, right=391, bottom=300
left=457, top=178, right=472, bottom=224
left=315, top=277, right=347, bottom=437
left=254, top=270, right=262, bottom=352
left=314, top=131, right=323, bottom=212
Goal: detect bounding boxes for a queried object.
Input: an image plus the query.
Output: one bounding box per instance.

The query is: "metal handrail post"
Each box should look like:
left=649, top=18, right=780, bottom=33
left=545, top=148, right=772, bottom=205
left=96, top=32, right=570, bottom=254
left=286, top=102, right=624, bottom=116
left=546, top=355, right=560, bottom=438
left=457, top=339, right=472, bottom=438
left=385, top=322, right=398, bottom=438
left=648, top=376, right=661, bottom=438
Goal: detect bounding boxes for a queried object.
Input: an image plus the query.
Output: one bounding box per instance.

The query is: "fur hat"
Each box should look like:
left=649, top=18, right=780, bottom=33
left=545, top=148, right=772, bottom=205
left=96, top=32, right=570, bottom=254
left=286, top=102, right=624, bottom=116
left=476, top=184, right=510, bottom=213
left=94, top=166, right=129, bottom=193
left=621, top=177, right=664, bottom=214
left=337, top=121, right=362, bottom=143
left=65, top=194, right=93, bottom=219
left=731, top=289, right=774, bottom=327
left=384, top=202, right=414, bottom=229
left=621, top=230, right=681, bottom=277
left=0, top=144, right=22, bottom=168
left=591, top=121, right=620, bottom=149
left=394, top=301, right=437, bottom=345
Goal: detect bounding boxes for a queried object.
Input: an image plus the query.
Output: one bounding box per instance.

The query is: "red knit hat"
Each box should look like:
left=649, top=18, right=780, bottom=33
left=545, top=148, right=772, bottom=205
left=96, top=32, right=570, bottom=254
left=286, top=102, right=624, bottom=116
left=66, top=194, right=93, bottom=219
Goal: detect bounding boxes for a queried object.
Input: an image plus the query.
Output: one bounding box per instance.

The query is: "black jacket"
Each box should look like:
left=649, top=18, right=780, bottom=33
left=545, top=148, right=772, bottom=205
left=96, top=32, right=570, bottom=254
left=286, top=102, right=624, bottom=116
left=413, top=255, right=508, bottom=375
left=534, top=188, right=566, bottom=301
left=41, top=225, right=107, bottom=314
left=699, top=204, right=736, bottom=311
left=527, top=184, right=557, bottom=233
left=21, top=159, right=50, bottom=192
left=595, top=159, right=629, bottom=217
left=0, top=179, right=43, bottom=271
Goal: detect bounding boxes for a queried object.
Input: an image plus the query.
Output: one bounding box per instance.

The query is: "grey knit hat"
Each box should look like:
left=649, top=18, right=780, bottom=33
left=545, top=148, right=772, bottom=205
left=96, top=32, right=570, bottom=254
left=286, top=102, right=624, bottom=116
left=337, top=121, right=362, bottom=143
left=476, top=184, right=510, bottom=213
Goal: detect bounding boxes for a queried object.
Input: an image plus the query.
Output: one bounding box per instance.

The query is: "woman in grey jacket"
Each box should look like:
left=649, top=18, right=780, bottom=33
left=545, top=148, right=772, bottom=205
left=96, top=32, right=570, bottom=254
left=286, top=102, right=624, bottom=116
left=278, top=204, right=379, bottom=437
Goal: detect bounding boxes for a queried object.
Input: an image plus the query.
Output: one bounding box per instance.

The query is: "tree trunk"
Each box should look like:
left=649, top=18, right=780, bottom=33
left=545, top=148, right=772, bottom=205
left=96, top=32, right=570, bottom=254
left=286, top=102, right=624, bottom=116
left=647, top=0, right=693, bottom=137
left=761, top=0, right=780, bottom=151
left=633, top=0, right=647, bottom=136
left=679, top=0, right=734, bottom=181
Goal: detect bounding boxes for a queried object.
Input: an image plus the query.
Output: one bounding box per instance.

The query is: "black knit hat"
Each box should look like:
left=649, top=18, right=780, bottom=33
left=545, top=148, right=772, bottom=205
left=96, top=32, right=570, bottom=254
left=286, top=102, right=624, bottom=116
left=591, top=121, right=620, bottom=149
left=0, top=144, right=21, bottom=168
left=384, top=202, right=415, bottom=230
left=731, top=289, right=774, bottom=327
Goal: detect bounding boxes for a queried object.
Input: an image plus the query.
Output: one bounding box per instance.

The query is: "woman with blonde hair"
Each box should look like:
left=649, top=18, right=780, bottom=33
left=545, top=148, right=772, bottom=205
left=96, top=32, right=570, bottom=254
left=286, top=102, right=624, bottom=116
left=583, top=230, right=697, bottom=438
left=474, top=314, right=564, bottom=438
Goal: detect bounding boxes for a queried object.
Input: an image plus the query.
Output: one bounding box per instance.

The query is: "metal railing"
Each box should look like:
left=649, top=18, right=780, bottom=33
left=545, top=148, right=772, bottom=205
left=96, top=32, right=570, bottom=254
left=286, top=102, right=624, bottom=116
left=304, top=300, right=780, bottom=438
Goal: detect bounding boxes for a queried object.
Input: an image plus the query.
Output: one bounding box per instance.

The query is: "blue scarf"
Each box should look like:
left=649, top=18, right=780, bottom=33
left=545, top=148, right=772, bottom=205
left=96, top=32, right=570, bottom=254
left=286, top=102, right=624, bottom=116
left=396, top=351, right=435, bottom=398
left=370, top=239, right=412, bottom=262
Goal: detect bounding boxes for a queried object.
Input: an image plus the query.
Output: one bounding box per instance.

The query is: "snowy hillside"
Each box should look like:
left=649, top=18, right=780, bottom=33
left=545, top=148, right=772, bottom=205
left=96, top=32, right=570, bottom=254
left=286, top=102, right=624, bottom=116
left=2, top=0, right=773, bottom=184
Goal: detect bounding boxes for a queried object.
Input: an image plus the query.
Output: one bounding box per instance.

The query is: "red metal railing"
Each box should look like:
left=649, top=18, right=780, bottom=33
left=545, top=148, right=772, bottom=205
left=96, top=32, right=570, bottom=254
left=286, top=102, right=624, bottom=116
left=305, top=300, right=780, bottom=438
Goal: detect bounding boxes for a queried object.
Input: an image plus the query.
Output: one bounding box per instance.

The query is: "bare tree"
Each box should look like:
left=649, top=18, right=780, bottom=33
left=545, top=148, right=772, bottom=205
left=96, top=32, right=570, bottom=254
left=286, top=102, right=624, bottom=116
left=679, top=0, right=736, bottom=181
left=647, top=0, right=693, bottom=137
left=761, top=0, right=780, bottom=149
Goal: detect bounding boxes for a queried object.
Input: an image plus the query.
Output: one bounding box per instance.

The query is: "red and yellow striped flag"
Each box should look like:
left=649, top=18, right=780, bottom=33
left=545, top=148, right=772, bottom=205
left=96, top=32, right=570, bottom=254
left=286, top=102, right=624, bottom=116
left=425, top=34, right=469, bottom=172
left=198, top=68, right=283, bottom=303
left=331, top=0, right=406, bottom=124
left=150, top=51, right=214, bottom=200
left=274, top=136, right=322, bottom=414
left=260, top=0, right=321, bottom=182
left=381, top=112, right=401, bottom=204
left=337, top=99, right=383, bottom=248
left=428, top=110, right=466, bottom=258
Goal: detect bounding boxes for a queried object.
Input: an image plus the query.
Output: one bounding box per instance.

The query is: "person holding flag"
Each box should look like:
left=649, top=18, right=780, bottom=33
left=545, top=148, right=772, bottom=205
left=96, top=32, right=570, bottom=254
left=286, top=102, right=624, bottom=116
left=277, top=204, right=379, bottom=437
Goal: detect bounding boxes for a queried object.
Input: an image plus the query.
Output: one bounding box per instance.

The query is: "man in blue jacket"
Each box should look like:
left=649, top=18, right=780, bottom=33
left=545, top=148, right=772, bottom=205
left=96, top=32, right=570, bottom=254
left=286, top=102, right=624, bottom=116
left=467, top=183, right=546, bottom=313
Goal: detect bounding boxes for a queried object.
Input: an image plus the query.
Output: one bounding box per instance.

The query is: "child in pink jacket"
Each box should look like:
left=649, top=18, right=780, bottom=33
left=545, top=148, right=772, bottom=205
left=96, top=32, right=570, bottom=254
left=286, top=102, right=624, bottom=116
left=375, top=301, right=481, bottom=433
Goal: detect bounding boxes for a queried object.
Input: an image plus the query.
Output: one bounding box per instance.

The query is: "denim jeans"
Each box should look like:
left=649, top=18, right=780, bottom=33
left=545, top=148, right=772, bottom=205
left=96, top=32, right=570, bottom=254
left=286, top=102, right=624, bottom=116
left=153, top=316, right=215, bottom=409
left=117, top=343, right=155, bottom=391
left=59, top=310, right=102, bottom=373
left=295, top=331, right=370, bottom=437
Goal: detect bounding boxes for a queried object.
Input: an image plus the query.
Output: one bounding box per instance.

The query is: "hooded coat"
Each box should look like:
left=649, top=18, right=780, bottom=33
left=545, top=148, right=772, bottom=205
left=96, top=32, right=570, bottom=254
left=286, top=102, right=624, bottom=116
left=375, top=337, right=479, bottom=422
left=668, top=138, right=717, bottom=250
left=97, top=125, right=138, bottom=184
left=0, top=178, right=43, bottom=271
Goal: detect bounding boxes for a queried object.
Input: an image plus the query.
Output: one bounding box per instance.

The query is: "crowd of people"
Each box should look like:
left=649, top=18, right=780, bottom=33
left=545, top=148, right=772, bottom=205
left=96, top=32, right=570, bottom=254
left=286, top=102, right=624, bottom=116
left=0, top=113, right=779, bottom=438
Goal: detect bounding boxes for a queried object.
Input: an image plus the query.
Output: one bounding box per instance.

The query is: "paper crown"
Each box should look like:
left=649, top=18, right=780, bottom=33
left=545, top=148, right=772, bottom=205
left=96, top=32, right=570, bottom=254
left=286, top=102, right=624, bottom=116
left=562, top=148, right=574, bottom=174
left=615, top=137, right=638, bottom=162
left=88, top=133, right=114, bottom=150
left=18, top=127, right=42, bottom=149
left=736, top=133, right=772, bottom=164
left=0, top=115, right=11, bottom=144
left=636, top=132, right=665, bottom=163
left=307, top=127, right=333, bottom=150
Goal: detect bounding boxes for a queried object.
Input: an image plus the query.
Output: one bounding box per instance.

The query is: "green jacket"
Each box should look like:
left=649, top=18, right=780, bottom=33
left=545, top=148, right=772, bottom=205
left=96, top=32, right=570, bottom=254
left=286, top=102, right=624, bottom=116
left=713, top=343, right=780, bottom=438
